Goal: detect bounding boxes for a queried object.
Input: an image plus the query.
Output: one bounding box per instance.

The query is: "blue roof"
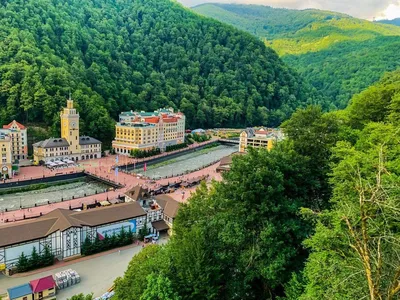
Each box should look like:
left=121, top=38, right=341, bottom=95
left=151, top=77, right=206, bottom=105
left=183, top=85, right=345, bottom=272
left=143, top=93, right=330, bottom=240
left=8, top=283, right=32, bottom=299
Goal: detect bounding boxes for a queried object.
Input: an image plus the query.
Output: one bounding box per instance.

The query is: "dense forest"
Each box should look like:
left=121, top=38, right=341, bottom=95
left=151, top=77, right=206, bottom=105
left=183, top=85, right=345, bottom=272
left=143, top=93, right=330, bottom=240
left=0, top=0, right=322, bottom=148
left=112, top=70, right=400, bottom=299
left=193, top=4, right=400, bottom=109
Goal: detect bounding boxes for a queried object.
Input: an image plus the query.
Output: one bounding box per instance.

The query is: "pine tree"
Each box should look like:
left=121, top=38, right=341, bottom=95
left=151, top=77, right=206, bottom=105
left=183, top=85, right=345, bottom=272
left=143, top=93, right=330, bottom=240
left=29, top=246, right=41, bottom=270
left=110, top=233, right=118, bottom=248
left=103, top=234, right=111, bottom=251
left=16, top=252, right=29, bottom=273
left=119, top=226, right=127, bottom=247
left=41, top=246, right=54, bottom=267
left=138, top=223, right=149, bottom=241
left=93, top=234, right=102, bottom=253
left=81, top=236, right=92, bottom=256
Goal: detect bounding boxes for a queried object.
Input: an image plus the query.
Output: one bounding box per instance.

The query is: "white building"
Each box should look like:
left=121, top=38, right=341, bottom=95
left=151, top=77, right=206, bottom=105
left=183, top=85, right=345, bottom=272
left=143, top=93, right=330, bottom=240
left=0, top=202, right=146, bottom=270
left=124, top=186, right=181, bottom=235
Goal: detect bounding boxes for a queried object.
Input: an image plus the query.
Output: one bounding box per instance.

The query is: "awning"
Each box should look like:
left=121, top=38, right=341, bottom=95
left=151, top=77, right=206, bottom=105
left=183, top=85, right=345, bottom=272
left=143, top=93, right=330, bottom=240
left=151, top=220, right=170, bottom=231
left=144, top=233, right=157, bottom=239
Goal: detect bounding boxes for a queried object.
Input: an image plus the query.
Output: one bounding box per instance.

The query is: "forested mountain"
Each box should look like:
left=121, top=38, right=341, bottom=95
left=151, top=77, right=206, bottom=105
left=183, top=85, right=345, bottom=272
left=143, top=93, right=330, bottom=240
left=112, top=69, right=400, bottom=299
left=377, top=18, right=400, bottom=26
left=0, top=0, right=320, bottom=147
left=193, top=4, right=400, bottom=109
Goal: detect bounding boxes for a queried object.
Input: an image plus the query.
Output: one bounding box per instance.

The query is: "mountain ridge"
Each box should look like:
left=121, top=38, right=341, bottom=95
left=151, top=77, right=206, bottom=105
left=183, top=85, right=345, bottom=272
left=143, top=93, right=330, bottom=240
left=193, top=3, right=400, bottom=108
left=377, top=18, right=400, bottom=26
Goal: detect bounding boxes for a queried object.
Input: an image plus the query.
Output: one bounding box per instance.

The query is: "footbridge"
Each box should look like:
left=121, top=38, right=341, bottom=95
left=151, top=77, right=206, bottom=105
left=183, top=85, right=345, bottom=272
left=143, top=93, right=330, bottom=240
left=218, top=139, right=240, bottom=145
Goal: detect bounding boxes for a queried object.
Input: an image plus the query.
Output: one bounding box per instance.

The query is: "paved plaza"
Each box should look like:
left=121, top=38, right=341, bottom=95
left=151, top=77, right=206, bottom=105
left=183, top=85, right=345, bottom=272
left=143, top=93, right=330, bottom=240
left=0, top=238, right=168, bottom=299
left=0, top=144, right=223, bottom=224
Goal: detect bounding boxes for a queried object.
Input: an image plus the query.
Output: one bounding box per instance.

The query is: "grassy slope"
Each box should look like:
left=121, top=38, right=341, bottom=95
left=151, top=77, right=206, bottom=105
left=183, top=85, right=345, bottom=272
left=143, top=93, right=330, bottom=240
left=193, top=4, right=400, bottom=108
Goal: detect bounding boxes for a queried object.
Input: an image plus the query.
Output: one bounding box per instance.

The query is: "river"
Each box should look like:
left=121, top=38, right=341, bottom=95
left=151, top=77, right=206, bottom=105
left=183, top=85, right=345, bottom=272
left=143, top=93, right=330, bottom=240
left=0, top=180, right=110, bottom=211
left=132, top=144, right=237, bottom=179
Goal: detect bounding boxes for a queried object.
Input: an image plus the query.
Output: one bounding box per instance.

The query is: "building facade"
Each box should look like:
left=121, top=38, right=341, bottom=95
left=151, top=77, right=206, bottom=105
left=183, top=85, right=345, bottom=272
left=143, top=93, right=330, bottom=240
left=0, top=133, right=13, bottom=178
left=239, top=128, right=284, bottom=153
left=124, top=186, right=180, bottom=235
left=1, top=120, right=28, bottom=161
left=33, top=99, right=102, bottom=164
left=7, top=283, right=33, bottom=300
left=30, top=276, right=57, bottom=300
left=112, top=108, right=185, bottom=154
left=0, top=202, right=147, bottom=270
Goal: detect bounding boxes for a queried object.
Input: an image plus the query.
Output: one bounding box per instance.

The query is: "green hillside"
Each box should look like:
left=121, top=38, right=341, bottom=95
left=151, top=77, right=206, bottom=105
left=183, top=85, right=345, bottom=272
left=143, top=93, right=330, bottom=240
left=193, top=4, right=400, bottom=108
left=0, top=0, right=321, bottom=147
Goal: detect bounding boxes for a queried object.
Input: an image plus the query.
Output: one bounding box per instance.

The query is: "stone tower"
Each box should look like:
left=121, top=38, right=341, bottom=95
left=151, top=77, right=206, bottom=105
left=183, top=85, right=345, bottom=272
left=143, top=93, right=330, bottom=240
left=60, top=98, right=80, bottom=154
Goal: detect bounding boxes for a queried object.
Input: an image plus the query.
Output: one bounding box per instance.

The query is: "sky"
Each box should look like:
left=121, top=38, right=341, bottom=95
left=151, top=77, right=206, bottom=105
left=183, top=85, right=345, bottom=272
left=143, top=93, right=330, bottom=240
left=177, top=0, right=400, bottom=20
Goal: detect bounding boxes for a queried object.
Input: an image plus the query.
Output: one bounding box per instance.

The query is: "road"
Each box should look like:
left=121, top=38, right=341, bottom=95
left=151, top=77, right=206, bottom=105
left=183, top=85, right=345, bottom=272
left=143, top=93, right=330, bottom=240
left=0, top=238, right=168, bottom=299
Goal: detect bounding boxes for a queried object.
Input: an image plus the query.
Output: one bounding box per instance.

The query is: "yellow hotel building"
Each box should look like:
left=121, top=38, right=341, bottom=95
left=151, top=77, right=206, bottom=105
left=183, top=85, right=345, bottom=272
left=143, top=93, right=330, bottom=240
left=112, top=108, right=185, bottom=154
left=239, top=128, right=284, bottom=153
left=0, top=133, right=13, bottom=178
left=33, top=98, right=102, bottom=164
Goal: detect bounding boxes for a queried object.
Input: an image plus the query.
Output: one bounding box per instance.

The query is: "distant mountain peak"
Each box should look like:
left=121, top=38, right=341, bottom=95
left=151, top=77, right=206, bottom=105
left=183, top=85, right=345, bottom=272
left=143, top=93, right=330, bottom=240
left=193, top=3, right=400, bottom=109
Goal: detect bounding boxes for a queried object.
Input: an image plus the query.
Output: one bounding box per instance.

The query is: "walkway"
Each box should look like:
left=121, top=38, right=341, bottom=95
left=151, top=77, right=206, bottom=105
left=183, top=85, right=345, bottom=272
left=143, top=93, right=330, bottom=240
left=0, top=238, right=168, bottom=299
left=0, top=158, right=223, bottom=224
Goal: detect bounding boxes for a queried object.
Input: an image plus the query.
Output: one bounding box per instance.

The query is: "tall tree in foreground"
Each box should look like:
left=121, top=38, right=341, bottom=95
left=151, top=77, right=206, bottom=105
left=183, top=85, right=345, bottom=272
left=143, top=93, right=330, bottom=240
left=299, top=123, right=400, bottom=300
left=167, top=143, right=318, bottom=299
left=114, top=245, right=170, bottom=300
left=282, top=106, right=340, bottom=210
left=140, top=273, right=181, bottom=300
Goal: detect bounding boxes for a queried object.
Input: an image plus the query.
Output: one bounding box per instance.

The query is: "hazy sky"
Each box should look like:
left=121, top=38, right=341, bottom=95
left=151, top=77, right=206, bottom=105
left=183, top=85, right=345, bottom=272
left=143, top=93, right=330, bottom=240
left=178, top=0, right=400, bottom=20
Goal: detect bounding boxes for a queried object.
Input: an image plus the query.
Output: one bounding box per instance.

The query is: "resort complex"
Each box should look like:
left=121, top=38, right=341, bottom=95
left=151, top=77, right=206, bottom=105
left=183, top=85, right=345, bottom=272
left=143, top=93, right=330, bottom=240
left=239, top=128, right=284, bottom=153
left=33, top=99, right=102, bottom=165
left=112, top=108, right=185, bottom=154
left=1, top=120, right=28, bottom=161
left=0, top=133, right=13, bottom=179
left=0, top=120, right=28, bottom=179
left=0, top=191, right=180, bottom=270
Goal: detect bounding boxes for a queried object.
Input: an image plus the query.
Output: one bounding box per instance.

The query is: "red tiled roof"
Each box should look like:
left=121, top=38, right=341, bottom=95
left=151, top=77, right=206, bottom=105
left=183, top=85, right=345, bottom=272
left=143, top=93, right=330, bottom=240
left=163, top=117, right=178, bottom=123
left=30, top=275, right=55, bottom=293
left=255, top=129, right=271, bottom=134
left=3, top=120, right=26, bottom=130
left=144, top=117, right=160, bottom=124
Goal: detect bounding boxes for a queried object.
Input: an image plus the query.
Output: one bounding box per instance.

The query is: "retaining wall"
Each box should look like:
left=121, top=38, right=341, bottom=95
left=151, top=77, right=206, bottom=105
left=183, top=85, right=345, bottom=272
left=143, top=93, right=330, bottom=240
left=0, top=172, right=86, bottom=190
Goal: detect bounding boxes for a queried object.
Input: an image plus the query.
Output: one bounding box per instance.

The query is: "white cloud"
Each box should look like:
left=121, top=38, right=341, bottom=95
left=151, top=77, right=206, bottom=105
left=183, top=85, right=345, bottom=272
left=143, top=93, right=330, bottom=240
left=178, top=0, right=400, bottom=20
left=377, top=2, right=400, bottom=20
